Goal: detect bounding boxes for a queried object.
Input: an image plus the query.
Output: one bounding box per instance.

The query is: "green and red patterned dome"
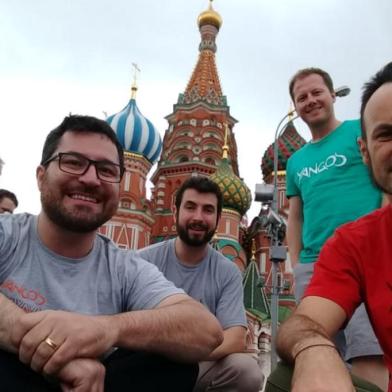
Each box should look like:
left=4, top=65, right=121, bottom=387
left=261, top=121, right=306, bottom=181
left=210, top=157, right=252, bottom=217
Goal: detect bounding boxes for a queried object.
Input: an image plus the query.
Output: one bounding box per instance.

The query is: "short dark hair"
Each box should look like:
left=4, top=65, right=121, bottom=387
left=41, top=115, right=124, bottom=175
left=360, top=62, right=392, bottom=140
left=0, top=189, right=18, bottom=207
left=175, top=176, right=223, bottom=219
left=289, top=67, right=335, bottom=100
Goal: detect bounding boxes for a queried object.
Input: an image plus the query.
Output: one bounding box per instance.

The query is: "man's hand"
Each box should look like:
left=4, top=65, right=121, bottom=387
left=11, top=310, right=116, bottom=375
left=292, top=345, right=355, bottom=392
left=58, top=358, right=105, bottom=392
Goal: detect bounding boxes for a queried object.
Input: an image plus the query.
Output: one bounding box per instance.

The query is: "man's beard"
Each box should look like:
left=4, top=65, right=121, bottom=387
left=176, top=221, right=216, bottom=247
left=40, top=180, right=116, bottom=233
left=367, top=155, right=392, bottom=195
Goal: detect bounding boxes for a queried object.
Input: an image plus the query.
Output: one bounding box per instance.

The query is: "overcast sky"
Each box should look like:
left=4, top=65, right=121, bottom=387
left=1, top=0, right=391, bottom=220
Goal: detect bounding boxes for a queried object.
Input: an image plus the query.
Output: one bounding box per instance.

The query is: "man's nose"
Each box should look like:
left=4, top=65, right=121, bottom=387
left=192, top=207, right=204, bottom=221
left=78, top=164, right=101, bottom=185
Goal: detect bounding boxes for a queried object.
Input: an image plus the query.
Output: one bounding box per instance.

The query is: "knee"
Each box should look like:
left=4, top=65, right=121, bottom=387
left=223, top=353, right=264, bottom=391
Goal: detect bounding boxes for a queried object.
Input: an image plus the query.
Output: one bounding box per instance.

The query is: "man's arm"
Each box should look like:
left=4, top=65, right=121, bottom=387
left=276, top=296, right=354, bottom=391
left=287, top=196, right=303, bottom=268
left=204, top=326, right=246, bottom=361
left=114, top=294, right=223, bottom=361
left=13, top=293, right=223, bottom=375
left=0, top=293, right=105, bottom=391
left=0, top=293, right=24, bottom=353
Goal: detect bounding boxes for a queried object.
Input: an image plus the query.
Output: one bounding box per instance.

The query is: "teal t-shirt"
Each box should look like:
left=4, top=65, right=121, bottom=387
left=286, top=119, right=381, bottom=263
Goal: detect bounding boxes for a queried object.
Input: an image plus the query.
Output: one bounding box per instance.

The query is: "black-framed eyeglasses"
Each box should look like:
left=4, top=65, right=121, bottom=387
left=42, top=152, right=123, bottom=183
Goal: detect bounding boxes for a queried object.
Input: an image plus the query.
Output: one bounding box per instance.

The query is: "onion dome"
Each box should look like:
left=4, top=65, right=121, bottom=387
left=261, top=121, right=306, bottom=181
left=210, top=132, right=251, bottom=216
left=197, top=0, right=222, bottom=30
left=107, top=86, right=162, bottom=164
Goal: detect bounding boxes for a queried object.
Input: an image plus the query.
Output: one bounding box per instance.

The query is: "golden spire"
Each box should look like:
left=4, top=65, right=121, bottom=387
left=131, top=62, right=140, bottom=99
left=222, top=123, right=230, bottom=159
left=251, top=239, right=256, bottom=262
left=197, top=0, right=222, bottom=30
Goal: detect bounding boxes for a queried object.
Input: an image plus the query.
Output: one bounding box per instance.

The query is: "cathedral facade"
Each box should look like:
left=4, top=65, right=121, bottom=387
left=99, top=0, right=306, bottom=369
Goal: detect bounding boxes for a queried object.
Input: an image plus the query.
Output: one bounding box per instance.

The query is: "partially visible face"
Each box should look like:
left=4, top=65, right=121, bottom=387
left=360, top=82, right=392, bottom=196
left=36, top=131, right=120, bottom=232
left=292, top=73, right=336, bottom=128
left=174, top=188, right=218, bottom=247
left=0, top=197, right=17, bottom=214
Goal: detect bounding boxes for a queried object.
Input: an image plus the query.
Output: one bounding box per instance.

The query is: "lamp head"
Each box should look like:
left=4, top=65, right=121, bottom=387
left=335, top=85, right=351, bottom=97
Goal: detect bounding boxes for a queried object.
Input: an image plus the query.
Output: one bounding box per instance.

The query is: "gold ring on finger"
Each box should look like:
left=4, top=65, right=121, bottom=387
left=44, top=337, right=59, bottom=351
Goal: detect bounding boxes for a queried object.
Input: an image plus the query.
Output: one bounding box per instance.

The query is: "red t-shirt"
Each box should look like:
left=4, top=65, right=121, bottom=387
left=305, top=204, right=392, bottom=375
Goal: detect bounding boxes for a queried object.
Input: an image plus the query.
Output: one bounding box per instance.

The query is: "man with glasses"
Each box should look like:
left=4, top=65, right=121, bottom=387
left=0, top=115, right=223, bottom=391
left=0, top=189, right=18, bottom=214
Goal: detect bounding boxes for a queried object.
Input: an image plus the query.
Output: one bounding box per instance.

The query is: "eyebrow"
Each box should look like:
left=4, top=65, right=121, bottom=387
left=62, top=151, right=119, bottom=165
left=372, top=123, right=392, bottom=137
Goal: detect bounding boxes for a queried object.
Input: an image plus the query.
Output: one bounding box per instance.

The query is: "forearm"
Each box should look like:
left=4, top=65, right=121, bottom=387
left=287, top=197, right=303, bottom=266
left=204, top=336, right=246, bottom=361
left=276, top=314, right=333, bottom=363
left=287, top=223, right=302, bottom=266
left=0, top=293, right=25, bottom=353
left=111, top=298, right=223, bottom=362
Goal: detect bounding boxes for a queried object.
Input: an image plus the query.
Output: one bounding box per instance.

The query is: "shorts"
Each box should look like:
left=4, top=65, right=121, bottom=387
left=293, top=262, right=383, bottom=362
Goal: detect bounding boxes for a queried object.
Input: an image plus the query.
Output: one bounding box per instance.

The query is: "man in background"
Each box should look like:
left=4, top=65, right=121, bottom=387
left=138, top=176, right=263, bottom=392
left=273, top=61, right=392, bottom=391
left=285, top=67, right=387, bottom=389
left=0, top=189, right=18, bottom=214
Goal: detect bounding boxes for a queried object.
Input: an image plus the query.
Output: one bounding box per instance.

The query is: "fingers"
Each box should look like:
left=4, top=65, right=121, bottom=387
left=58, top=358, right=105, bottom=392
left=15, top=310, right=112, bottom=374
left=29, top=336, right=65, bottom=373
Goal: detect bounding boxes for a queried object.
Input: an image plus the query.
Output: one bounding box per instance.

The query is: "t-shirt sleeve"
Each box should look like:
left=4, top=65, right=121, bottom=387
left=0, top=214, right=24, bottom=279
left=286, top=155, right=300, bottom=198
left=304, top=229, right=362, bottom=320
left=122, top=254, right=184, bottom=311
left=215, top=265, right=247, bottom=329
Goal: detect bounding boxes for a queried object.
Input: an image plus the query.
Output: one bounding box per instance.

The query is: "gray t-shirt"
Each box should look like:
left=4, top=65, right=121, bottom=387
left=138, top=239, right=247, bottom=330
left=0, top=213, right=183, bottom=314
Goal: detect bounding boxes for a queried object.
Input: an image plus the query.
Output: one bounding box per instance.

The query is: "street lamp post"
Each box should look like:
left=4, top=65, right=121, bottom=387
left=269, top=110, right=297, bottom=370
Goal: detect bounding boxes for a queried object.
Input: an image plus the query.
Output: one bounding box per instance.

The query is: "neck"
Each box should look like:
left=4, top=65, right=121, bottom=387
left=37, top=211, right=96, bottom=258
left=310, top=118, right=341, bottom=141
left=174, top=237, right=208, bottom=266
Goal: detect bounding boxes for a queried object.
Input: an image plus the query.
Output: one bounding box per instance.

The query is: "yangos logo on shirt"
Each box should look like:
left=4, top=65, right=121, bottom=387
left=297, top=153, right=347, bottom=182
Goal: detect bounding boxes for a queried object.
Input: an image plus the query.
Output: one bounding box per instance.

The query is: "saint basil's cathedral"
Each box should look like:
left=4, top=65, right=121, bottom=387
left=98, top=0, right=306, bottom=373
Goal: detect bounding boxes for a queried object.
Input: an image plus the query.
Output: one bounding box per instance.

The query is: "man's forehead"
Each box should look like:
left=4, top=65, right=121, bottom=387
left=363, top=82, right=392, bottom=132
left=0, top=197, right=16, bottom=209
left=293, top=74, right=326, bottom=91
left=57, top=131, right=118, bottom=159
left=182, top=189, right=218, bottom=206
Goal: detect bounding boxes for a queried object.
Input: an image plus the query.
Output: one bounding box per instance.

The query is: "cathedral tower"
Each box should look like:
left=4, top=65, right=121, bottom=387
left=150, top=0, right=242, bottom=243
left=100, top=68, right=162, bottom=249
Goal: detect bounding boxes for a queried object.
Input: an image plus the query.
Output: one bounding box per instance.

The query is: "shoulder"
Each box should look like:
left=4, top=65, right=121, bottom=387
left=287, top=143, right=311, bottom=171
left=210, top=247, right=242, bottom=276
left=339, top=119, right=361, bottom=137
left=328, top=206, right=389, bottom=247
left=0, top=213, right=33, bottom=237
left=137, top=239, right=171, bottom=257
left=288, top=143, right=309, bottom=162
left=95, top=236, right=165, bottom=277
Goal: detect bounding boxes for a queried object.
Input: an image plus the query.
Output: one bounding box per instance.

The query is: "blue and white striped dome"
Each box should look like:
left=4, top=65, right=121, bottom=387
left=107, top=98, right=162, bottom=164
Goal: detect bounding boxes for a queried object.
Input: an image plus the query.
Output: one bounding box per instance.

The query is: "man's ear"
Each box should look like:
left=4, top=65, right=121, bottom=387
left=172, top=205, right=178, bottom=224
left=358, top=137, right=370, bottom=165
left=332, top=91, right=336, bottom=103
left=36, top=165, right=45, bottom=191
